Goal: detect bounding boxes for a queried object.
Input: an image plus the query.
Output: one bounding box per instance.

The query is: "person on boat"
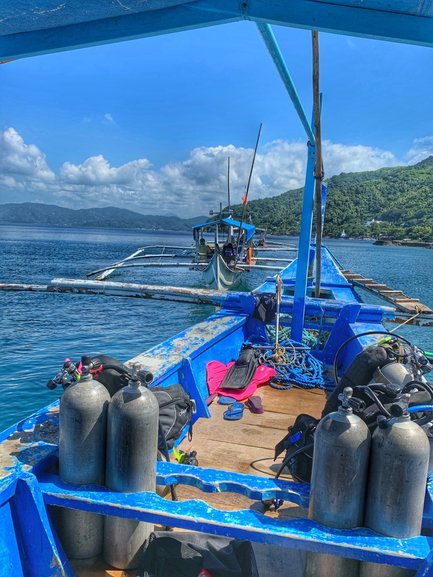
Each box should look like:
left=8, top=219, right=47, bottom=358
left=222, top=238, right=235, bottom=264
left=198, top=237, right=212, bottom=261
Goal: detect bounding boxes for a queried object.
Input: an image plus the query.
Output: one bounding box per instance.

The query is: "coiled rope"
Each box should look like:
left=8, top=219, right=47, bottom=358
left=266, top=325, right=318, bottom=348
left=257, top=337, right=325, bottom=390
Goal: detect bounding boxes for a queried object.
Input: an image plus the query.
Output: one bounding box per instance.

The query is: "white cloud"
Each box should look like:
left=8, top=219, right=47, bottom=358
left=406, top=137, right=433, bottom=165
left=0, top=127, right=431, bottom=216
left=0, top=127, right=54, bottom=183
left=60, top=155, right=151, bottom=185
left=323, top=141, right=399, bottom=175
left=103, top=113, right=115, bottom=125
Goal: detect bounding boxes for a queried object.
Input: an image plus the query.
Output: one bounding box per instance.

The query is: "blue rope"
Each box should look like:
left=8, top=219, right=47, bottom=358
left=266, top=325, right=318, bottom=348
left=258, top=339, right=325, bottom=390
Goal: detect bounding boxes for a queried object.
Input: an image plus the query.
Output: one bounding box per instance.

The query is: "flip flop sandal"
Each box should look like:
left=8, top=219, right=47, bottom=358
left=206, top=393, right=218, bottom=405
left=218, top=395, right=236, bottom=405
left=246, top=395, right=264, bottom=414
left=223, top=401, right=245, bottom=421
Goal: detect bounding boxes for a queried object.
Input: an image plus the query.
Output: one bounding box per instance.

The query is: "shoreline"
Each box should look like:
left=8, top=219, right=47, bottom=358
left=374, top=239, right=433, bottom=249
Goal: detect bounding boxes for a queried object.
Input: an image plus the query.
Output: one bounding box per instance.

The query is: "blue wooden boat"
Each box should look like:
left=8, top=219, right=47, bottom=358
left=2, top=2, right=433, bottom=577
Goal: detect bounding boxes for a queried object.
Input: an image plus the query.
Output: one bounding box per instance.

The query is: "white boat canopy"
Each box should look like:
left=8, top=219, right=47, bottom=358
left=1, top=0, right=433, bottom=62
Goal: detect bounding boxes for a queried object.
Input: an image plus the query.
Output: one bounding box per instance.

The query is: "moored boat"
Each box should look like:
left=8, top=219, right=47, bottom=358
left=190, top=216, right=256, bottom=289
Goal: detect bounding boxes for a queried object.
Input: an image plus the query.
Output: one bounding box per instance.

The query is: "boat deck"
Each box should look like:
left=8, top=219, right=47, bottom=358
left=179, top=386, right=324, bottom=505
left=71, top=385, right=326, bottom=576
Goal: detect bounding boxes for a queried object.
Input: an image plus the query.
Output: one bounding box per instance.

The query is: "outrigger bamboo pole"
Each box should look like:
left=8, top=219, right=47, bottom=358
left=1, top=280, right=432, bottom=326
left=0, top=279, right=227, bottom=306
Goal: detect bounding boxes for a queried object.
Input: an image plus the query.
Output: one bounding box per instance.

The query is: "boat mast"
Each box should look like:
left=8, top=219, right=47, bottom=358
left=227, top=156, right=231, bottom=213
left=234, top=123, right=262, bottom=264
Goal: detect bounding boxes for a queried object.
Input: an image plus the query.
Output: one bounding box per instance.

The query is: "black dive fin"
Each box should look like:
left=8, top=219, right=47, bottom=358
left=220, top=346, right=258, bottom=390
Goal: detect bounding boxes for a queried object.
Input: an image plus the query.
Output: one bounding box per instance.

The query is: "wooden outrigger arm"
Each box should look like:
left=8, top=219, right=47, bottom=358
left=0, top=279, right=433, bottom=327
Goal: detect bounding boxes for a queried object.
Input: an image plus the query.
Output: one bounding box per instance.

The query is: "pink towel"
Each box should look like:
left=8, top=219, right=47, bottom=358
left=206, top=360, right=276, bottom=401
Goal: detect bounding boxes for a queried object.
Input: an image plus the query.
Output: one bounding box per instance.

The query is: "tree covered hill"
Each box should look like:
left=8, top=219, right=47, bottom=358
left=230, top=156, right=433, bottom=240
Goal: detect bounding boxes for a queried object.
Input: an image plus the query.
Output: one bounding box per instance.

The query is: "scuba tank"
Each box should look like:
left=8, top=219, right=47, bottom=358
left=422, top=421, right=433, bottom=476
left=104, top=366, right=159, bottom=570
left=360, top=396, right=430, bottom=577
left=58, top=363, right=111, bottom=559
left=304, top=388, right=371, bottom=577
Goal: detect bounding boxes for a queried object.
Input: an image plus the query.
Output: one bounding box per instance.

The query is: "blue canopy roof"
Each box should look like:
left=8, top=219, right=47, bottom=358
left=193, top=218, right=256, bottom=242
left=1, top=1, right=433, bottom=62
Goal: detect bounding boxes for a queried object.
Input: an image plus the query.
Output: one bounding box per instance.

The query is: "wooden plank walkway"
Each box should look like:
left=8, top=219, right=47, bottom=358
left=341, top=269, right=433, bottom=314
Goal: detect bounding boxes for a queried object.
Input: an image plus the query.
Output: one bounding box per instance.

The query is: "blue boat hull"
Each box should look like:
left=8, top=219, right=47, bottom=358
left=0, top=246, right=429, bottom=576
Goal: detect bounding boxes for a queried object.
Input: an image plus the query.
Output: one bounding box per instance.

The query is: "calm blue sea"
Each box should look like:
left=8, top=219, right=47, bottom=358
left=1, top=225, right=432, bottom=430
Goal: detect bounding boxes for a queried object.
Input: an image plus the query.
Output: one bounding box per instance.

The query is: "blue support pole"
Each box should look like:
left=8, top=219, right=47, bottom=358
left=256, top=22, right=315, bottom=144
left=291, top=141, right=316, bottom=342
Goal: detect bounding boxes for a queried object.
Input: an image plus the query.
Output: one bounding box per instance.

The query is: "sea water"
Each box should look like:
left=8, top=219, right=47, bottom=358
left=0, top=225, right=432, bottom=430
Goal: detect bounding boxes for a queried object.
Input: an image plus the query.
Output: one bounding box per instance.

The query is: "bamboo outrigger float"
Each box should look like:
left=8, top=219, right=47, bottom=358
left=2, top=2, right=433, bottom=577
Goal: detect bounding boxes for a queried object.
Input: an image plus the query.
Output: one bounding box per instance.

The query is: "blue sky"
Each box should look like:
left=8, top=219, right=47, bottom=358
left=0, top=22, right=432, bottom=216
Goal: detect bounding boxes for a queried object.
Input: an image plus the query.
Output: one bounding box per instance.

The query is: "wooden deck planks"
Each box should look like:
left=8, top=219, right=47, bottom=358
left=177, top=386, right=325, bottom=510
left=174, top=385, right=323, bottom=534
left=181, top=387, right=325, bottom=474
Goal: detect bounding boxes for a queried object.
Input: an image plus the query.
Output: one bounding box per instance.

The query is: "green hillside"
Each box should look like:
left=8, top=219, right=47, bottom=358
left=230, top=156, right=433, bottom=240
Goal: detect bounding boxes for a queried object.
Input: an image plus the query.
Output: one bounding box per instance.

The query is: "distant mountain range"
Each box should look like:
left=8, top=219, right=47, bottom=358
left=0, top=203, right=205, bottom=231
left=2, top=156, right=433, bottom=240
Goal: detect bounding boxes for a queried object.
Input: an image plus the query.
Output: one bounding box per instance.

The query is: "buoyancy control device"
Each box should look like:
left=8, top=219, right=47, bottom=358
left=323, top=335, right=432, bottom=416
left=274, top=334, right=433, bottom=483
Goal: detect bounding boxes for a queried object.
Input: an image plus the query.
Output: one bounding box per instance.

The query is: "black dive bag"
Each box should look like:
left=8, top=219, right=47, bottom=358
left=274, top=413, right=318, bottom=483
left=139, top=532, right=259, bottom=577
left=151, top=384, right=195, bottom=450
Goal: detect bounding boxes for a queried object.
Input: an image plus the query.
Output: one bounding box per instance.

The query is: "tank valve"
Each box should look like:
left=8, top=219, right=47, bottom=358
left=377, top=415, right=389, bottom=429
left=46, top=358, right=78, bottom=390
left=338, top=387, right=353, bottom=411
left=138, top=368, right=154, bottom=386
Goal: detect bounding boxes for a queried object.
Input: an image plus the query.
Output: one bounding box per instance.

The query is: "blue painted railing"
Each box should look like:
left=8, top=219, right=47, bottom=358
left=34, top=461, right=433, bottom=574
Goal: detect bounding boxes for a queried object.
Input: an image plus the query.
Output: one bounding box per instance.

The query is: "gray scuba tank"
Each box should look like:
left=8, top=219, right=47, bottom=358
left=58, top=365, right=111, bottom=559
left=304, top=387, right=371, bottom=577
left=104, top=366, right=159, bottom=570
left=422, top=422, right=433, bottom=476
left=360, top=397, right=430, bottom=577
